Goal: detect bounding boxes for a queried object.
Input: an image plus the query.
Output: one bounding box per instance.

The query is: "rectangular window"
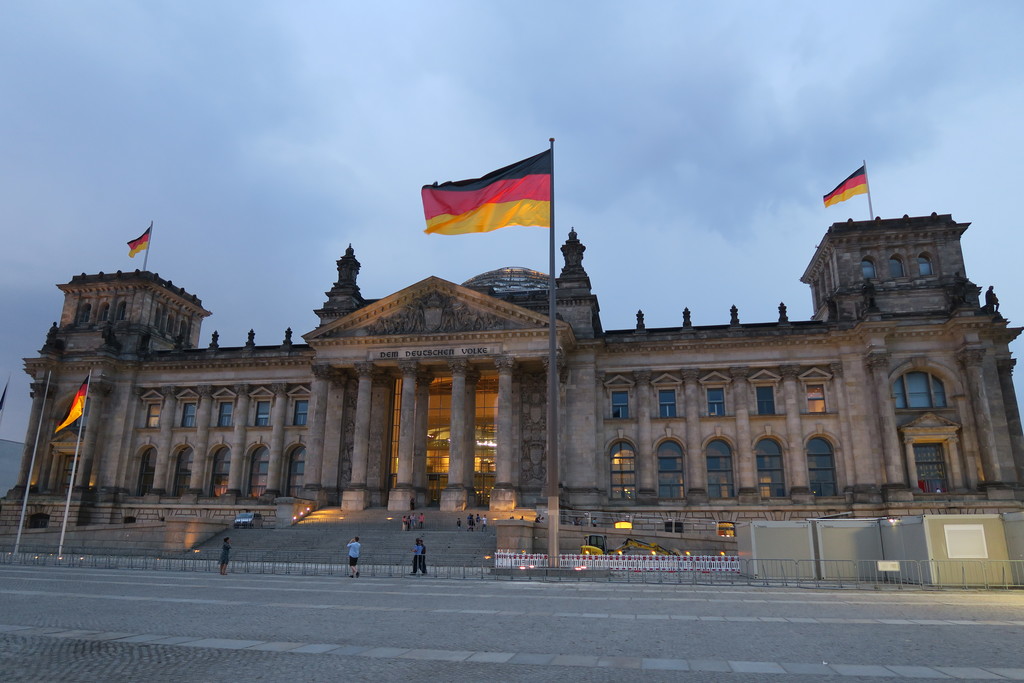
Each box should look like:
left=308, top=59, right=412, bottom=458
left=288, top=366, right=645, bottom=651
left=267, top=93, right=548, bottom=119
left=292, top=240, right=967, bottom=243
left=293, top=399, right=309, bottom=426
left=180, top=403, right=197, bottom=428
left=706, top=387, right=725, bottom=416
left=255, top=400, right=271, bottom=426
left=611, top=390, right=629, bottom=419
left=658, top=389, right=676, bottom=418
left=806, top=384, right=826, bottom=413
left=217, top=402, right=233, bottom=427
left=145, top=403, right=161, bottom=429
left=755, top=386, right=775, bottom=415
left=914, top=443, right=948, bottom=493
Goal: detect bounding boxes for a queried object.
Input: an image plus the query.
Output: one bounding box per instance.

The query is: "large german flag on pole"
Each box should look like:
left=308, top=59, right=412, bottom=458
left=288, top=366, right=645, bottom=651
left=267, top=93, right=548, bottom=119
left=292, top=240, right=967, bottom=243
left=422, top=150, right=552, bottom=235
left=54, top=377, right=89, bottom=433
left=823, top=165, right=869, bottom=207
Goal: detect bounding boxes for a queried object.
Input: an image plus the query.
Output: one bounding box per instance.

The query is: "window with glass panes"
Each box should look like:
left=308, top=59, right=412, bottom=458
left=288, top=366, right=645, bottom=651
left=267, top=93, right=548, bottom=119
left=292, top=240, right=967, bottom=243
left=657, top=441, right=684, bottom=498
left=180, top=403, right=197, bottom=428
left=293, top=399, right=308, bottom=426
left=706, top=387, right=725, bottom=416
left=210, top=447, right=230, bottom=497
left=706, top=439, right=734, bottom=498
left=755, top=386, right=775, bottom=415
left=611, top=390, right=629, bottom=419
left=288, top=446, right=306, bottom=497
left=755, top=439, right=785, bottom=497
left=145, top=403, right=161, bottom=428
left=805, top=384, right=826, bottom=413
left=807, top=437, right=837, bottom=496
left=658, top=389, right=676, bottom=418
left=893, top=372, right=947, bottom=409
left=172, top=447, right=193, bottom=496
left=610, top=441, right=636, bottom=499
left=217, top=401, right=233, bottom=427
left=913, top=443, right=948, bottom=493
left=254, top=401, right=270, bottom=426
left=249, top=446, right=269, bottom=496
left=137, top=447, right=156, bottom=496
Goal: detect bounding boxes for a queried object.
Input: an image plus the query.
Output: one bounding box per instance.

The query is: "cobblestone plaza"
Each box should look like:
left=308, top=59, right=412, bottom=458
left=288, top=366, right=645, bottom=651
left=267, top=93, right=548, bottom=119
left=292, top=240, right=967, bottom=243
left=2, top=564, right=1023, bottom=681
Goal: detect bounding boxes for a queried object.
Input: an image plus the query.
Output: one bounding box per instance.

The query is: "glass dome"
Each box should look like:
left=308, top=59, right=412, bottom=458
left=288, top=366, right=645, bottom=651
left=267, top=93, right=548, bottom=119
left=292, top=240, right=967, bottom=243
left=462, top=267, right=549, bottom=294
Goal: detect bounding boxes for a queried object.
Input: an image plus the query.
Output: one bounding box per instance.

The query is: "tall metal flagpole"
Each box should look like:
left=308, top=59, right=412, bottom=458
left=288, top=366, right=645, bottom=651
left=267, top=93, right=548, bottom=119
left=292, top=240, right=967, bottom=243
left=862, top=160, right=875, bottom=220
left=14, top=371, right=50, bottom=555
left=142, top=221, right=153, bottom=272
left=58, top=370, right=91, bottom=556
left=546, top=138, right=560, bottom=567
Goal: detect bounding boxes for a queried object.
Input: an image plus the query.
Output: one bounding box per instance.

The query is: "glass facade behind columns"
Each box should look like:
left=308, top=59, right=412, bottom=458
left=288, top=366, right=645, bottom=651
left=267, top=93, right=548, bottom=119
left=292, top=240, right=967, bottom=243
left=389, top=375, right=498, bottom=506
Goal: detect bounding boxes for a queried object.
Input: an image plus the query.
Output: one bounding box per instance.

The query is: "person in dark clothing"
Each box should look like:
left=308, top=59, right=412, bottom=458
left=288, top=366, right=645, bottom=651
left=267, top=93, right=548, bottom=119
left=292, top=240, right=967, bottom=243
left=411, top=538, right=427, bottom=574
left=219, top=537, right=231, bottom=575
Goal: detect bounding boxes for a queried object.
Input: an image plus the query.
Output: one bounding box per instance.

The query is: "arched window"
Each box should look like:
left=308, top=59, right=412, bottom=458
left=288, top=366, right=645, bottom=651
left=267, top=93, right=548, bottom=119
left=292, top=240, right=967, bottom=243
left=288, top=446, right=306, bottom=497
left=116, top=301, right=127, bottom=321
left=172, top=447, right=193, bottom=496
left=250, top=446, right=270, bottom=497
left=807, top=438, right=837, bottom=497
left=888, top=256, right=905, bottom=278
left=706, top=439, right=734, bottom=498
left=609, top=441, right=636, bottom=500
left=914, top=443, right=948, bottom=493
left=917, top=254, right=933, bottom=276
left=755, top=438, right=785, bottom=498
left=657, top=441, right=684, bottom=498
left=893, top=371, right=947, bottom=409
left=77, top=303, right=92, bottom=324
left=861, top=259, right=876, bottom=279
left=210, top=447, right=230, bottom=497
left=137, top=447, right=156, bottom=496
left=98, top=302, right=110, bottom=322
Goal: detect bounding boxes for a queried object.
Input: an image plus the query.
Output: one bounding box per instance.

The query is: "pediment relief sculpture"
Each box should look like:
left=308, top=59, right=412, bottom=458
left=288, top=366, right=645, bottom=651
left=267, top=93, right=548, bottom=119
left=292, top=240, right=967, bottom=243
left=364, top=291, right=510, bottom=336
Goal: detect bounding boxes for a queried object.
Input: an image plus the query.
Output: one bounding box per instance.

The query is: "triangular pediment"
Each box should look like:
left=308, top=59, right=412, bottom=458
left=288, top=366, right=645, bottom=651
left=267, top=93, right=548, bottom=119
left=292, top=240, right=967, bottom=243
left=700, top=371, right=731, bottom=385
left=901, top=412, right=961, bottom=430
left=304, top=276, right=554, bottom=342
left=799, top=367, right=832, bottom=381
left=749, top=369, right=781, bottom=383
left=604, top=374, right=635, bottom=388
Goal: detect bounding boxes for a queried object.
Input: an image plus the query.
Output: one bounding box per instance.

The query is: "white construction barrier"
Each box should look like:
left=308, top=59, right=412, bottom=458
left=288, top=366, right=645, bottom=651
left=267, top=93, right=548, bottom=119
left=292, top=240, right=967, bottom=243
left=495, top=550, right=739, bottom=572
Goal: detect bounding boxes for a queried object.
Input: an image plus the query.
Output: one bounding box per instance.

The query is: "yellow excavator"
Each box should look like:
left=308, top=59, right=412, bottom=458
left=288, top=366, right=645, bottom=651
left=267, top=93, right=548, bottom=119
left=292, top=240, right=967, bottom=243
left=580, top=534, right=681, bottom=556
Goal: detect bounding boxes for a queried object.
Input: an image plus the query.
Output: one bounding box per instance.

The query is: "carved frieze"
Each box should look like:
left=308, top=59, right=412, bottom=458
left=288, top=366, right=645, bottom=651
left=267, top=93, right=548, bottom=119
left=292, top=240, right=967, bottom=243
left=365, top=291, right=507, bottom=336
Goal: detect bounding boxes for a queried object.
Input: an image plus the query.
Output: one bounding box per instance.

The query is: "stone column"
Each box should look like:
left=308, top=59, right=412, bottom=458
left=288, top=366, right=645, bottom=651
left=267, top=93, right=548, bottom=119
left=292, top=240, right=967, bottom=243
left=187, top=385, right=213, bottom=494
left=959, top=348, right=1012, bottom=496
left=388, top=360, right=419, bottom=510
left=780, top=365, right=812, bottom=502
left=74, top=379, right=111, bottom=491
left=412, top=369, right=432, bottom=504
left=343, top=362, right=375, bottom=510
left=866, top=352, right=911, bottom=500
left=903, top=437, right=920, bottom=492
left=320, top=371, right=348, bottom=503
left=997, top=359, right=1024, bottom=484
left=682, top=369, right=707, bottom=502
left=490, top=356, right=517, bottom=511
left=264, top=383, right=289, bottom=497
left=151, top=385, right=178, bottom=495
left=634, top=370, right=656, bottom=503
left=302, top=367, right=330, bottom=502
left=730, top=368, right=758, bottom=502
left=226, top=384, right=250, bottom=496
left=828, top=361, right=858, bottom=496
left=463, top=367, right=480, bottom=498
left=440, top=359, right=469, bottom=511
left=946, top=436, right=966, bottom=491
left=14, top=379, right=52, bottom=493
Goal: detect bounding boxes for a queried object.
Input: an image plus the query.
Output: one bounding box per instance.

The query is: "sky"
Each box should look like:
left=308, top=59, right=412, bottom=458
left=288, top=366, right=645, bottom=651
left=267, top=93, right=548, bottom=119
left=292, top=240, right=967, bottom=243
left=1, top=1, right=1023, bottom=450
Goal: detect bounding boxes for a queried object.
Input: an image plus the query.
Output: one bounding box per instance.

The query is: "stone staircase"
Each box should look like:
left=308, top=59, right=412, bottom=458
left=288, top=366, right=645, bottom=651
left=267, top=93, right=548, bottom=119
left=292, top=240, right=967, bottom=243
left=193, top=508, right=499, bottom=566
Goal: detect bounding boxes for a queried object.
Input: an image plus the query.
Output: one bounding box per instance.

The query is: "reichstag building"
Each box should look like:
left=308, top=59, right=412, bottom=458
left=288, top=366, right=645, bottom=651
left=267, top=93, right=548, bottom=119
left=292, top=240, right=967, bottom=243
left=3, top=213, right=1022, bottom=532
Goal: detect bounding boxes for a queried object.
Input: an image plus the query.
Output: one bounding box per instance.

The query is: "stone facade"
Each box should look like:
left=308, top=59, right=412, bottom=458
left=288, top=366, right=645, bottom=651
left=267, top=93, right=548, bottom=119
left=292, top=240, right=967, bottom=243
left=3, top=214, right=1023, bottom=535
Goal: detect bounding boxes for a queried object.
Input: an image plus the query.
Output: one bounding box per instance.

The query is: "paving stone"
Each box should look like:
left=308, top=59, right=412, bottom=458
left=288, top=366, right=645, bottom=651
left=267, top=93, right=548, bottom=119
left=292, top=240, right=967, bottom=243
left=986, top=669, right=1024, bottom=681
left=641, top=658, right=690, bottom=671
left=550, top=654, right=599, bottom=667
left=830, top=663, right=902, bottom=676
left=780, top=662, right=834, bottom=675
left=933, top=667, right=1005, bottom=679
left=179, top=638, right=266, bottom=649
left=689, top=659, right=732, bottom=672
left=465, top=651, right=516, bottom=663
left=247, top=641, right=307, bottom=651
left=356, top=646, right=410, bottom=658
left=397, top=648, right=474, bottom=661
left=596, top=655, right=643, bottom=669
left=729, top=660, right=787, bottom=674
left=508, top=652, right=556, bottom=665
left=884, top=665, right=951, bottom=678
left=289, top=643, right=342, bottom=654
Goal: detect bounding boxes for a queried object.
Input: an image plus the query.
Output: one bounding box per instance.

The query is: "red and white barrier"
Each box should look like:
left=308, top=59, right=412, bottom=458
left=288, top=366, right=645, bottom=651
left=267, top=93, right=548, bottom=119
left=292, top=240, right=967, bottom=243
left=495, top=550, right=739, bottom=572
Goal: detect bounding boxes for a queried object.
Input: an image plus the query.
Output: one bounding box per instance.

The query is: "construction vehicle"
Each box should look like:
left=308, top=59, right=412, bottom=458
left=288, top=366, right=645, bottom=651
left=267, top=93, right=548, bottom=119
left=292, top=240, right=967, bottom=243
left=580, top=535, right=681, bottom=556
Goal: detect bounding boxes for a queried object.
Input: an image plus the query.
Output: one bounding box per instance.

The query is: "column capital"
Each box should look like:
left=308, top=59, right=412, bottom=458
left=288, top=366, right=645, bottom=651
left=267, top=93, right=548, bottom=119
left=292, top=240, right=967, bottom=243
left=160, top=385, right=178, bottom=399
left=633, top=370, right=652, bottom=384
left=865, top=353, right=891, bottom=372
left=729, top=367, right=750, bottom=382
left=996, top=358, right=1016, bottom=374
left=829, top=361, right=844, bottom=377
left=270, top=382, right=288, bottom=395
left=779, top=365, right=801, bottom=379
left=312, top=363, right=335, bottom=380
left=354, top=361, right=376, bottom=378
left=197, top=384, right=213, bottom=398
left=447, top=358, right=469, bottom=375
left=681, top=368, right=701, bottom=382
left=957, top=347, right=985, bottom=368
left=398, top=359, right=419, bottom=376
left=416, top=369, right=434, bottom=387
left=495, top=355, right=517, bottom=373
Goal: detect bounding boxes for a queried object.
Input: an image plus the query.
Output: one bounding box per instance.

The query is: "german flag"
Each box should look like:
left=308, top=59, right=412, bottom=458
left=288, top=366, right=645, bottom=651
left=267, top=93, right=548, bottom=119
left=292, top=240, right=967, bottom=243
left=823, top=166, right=868, bottom=207
left=422, top=150, right=551, bottom=235
left=128, top=223, right=152, bottom=257
left=55, top=377, right=89, bottom=433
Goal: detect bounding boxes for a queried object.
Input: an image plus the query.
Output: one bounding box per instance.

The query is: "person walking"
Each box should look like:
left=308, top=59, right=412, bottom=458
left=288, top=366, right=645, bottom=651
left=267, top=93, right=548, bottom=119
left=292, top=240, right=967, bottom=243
left=219, top=537, right=231, bottom=575
left=467, top=514, right=475, bottom=532
left=411, top=538, right=426, bottom=575
left=418, top=512, right=425, bottom=529
left=347, top=536, right=361, bottom=578
left=481, top=515, right=488, bottom=532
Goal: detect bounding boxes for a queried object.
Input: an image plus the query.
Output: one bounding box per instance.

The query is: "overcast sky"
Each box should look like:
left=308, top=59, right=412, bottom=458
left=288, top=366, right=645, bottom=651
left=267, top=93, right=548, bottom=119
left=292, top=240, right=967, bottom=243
left=1, top=1, right=1022, bottom=448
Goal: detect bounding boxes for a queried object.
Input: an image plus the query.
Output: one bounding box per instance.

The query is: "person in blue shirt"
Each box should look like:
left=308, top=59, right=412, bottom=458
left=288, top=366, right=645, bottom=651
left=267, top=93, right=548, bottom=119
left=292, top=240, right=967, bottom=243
left=411, top=538, right=426, bottom=575
left=347, top=536, right=361, bottom=578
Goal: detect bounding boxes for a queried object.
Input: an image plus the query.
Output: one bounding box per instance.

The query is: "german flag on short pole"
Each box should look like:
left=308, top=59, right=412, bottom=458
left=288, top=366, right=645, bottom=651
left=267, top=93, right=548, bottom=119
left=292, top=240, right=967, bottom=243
left=128, top=222, right=152, bottom=257
left=823, top=165, right=869, bottom=208
left=422, top=150, right=552, bottom=235
left=55, top=377, right=89, bottom=433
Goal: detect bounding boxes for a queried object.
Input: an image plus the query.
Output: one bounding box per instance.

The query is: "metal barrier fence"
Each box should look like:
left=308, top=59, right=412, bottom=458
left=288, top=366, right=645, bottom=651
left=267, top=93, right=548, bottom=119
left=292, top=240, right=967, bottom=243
left=3, top=549, right=1022, bottom=589
left=495, top=551, right=740, bottom=573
